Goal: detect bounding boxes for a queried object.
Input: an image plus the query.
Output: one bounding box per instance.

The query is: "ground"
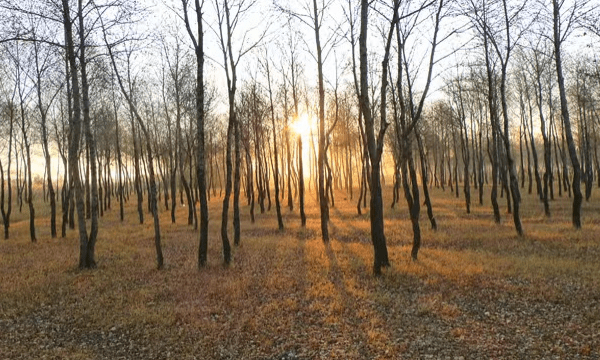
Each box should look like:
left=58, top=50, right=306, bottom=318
left=1, top=185, right=599, bottom=359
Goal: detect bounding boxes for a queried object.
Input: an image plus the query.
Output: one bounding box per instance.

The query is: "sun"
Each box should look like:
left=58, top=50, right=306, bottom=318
left=291, top=113, right=313, bottom=139
left=290, top=113, right=315, bottom=174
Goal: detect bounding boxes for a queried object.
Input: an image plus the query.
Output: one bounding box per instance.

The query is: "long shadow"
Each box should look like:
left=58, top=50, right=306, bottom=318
left=327, top=206, right=472, bottom=357
left=329, top=207, right=371, bottom=244
left=320, top=241, right=374, bottom=358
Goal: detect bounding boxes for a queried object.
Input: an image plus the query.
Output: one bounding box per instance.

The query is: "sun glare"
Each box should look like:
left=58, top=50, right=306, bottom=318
left=290, top=113, right=315, bottom=175
left=291, top=113, right=313, bottom=139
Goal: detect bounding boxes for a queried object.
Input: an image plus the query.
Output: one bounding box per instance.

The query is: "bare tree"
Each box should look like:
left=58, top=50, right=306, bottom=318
left=394, top=0, right=446, bottom=260
left=551, top=0, right=589, bottom=228
left=0, top=53, right=15, bottom=240
left=213, top=0, right=265, bottom=258
left=111, top=70, right=125, bottom=221
left=61, top=0, right=94, bottom=268
left=358, top=0, right=400, bottom=274
left=76, top=0, right=101, bottom=258
left=262, top=51, right=284, bottom=230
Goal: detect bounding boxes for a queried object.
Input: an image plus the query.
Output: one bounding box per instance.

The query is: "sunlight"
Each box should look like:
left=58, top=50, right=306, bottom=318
left=291, top=113, right=314, bottom=140
left=291, top=113, right=316, bottom=179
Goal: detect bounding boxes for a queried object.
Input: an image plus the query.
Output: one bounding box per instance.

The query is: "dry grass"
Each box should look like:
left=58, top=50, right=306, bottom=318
left=1, top=185, right=599, bottom=359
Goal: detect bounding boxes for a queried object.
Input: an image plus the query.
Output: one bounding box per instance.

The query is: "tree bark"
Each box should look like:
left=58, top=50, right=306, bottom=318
left=62, top=0, right=89, bottom=269
left=553, top=0, right=582, bottom=228
left=79, top=0, right=100, bottom=264
left=1, top=102, right=14, bottom=239
left=359, top=0, right=396, bottom=274
left=265, top=56, right=284, bottom=231
left=311, top=0, right=329, bottom=242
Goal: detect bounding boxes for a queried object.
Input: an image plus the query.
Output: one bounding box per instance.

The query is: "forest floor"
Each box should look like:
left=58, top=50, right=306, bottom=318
left=1, top=185, right=599, bottom=359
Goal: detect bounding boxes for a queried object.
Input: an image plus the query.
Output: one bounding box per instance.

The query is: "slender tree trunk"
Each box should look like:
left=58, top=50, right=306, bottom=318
left=62, top=0, right=89, bottom=268
left=38, top=104, right=56, bottom=238
left=286, top=120, right=293, bottom=211
left=553, top=0, right=582, bottom=227
left=0, top=158, right=6, bottom=240
left=130, top=110, right=143, bottom=224
left=181, top=0, right=209, bottom=266
left=417, top=130, right=437, bottom=228
left=18, top=87, right=35, bottom=242
left=114, top=94, right=124, bottom=222
left=1, top=104, right=14, bottom=239
left=553, top=125, right=563, bottom=197
left=490, top=129, right=501, bottom=223
left=221, top=113, right=234, bottom=264
left=265, top=57, right=284, bottom=231
left=246, top=143, right=255, bottom=223
left=500, top=70, right=523, bottom=236
left=80, top=0, right=100, bottom=263
left=529, top=109, right=542, bottom=200
left=360, top=0, right=396, bottom=274
left=233, top=118, right=241, bottom=245
left=313, top=0, right=329, bottom=242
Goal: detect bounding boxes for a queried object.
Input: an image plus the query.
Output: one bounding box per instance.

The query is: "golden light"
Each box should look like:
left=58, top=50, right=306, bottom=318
left=290, top=113, right=315, bottom=177
left=291, top=113, right=313, bottom=139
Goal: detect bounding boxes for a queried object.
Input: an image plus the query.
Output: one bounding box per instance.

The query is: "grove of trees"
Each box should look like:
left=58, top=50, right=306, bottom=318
left=0, top=0, right=599, bottom=274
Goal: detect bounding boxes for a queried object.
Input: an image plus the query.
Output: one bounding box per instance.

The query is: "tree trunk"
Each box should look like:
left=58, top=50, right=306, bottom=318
left=221, top=111, right=234, bottom=264
left=313, top=0, right=329, bottom=242
left=181, top=0, right=210, bottom=266
left=62, top=0, right=90, bottom=269
left=1, top=103, right=14, bottom=239
left=553, top=0, right=582, bottom=227
left=534, top=62, right=551, bottom=216
left=130, top=109, right=144, bottom=224
left=80, top=1, right=100, bottom=263
left=18, top=82, right=35, bottom=242
left=298, top=135, right=306, bottom=226
left=359, top=0, right=395, bottom=274
left=265, top=56, right=284, bottom=231
left=233, top=117, right=242, bottom=245
left=417, top=131, right=437, bottom=228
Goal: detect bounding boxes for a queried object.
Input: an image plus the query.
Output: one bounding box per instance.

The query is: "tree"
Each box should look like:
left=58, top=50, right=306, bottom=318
left=523, top=40, right=553, bottom=216
left=77, top=0, right=101, bottom=258
left=111, top=70, right=125, bottom=221
left=358, top=0, right=400, bottom=274
left=551, top=0, right=588, bottom=228
left=0, top=57, right=15, bottom=240
left=61, top=0, right=94, bottom=268
left=312, top=0, right=330, bottom=242
left=394, top=0, right=446, bottom=260
left=262, top=51, right=284, bottom=230
left=214, top=0, right=265, bottom=258
left=447, top=76, right=471, bottom=214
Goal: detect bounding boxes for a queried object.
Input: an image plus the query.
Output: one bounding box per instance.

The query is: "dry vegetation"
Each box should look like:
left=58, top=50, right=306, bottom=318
left=1, top=186, right=599, bottom=359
